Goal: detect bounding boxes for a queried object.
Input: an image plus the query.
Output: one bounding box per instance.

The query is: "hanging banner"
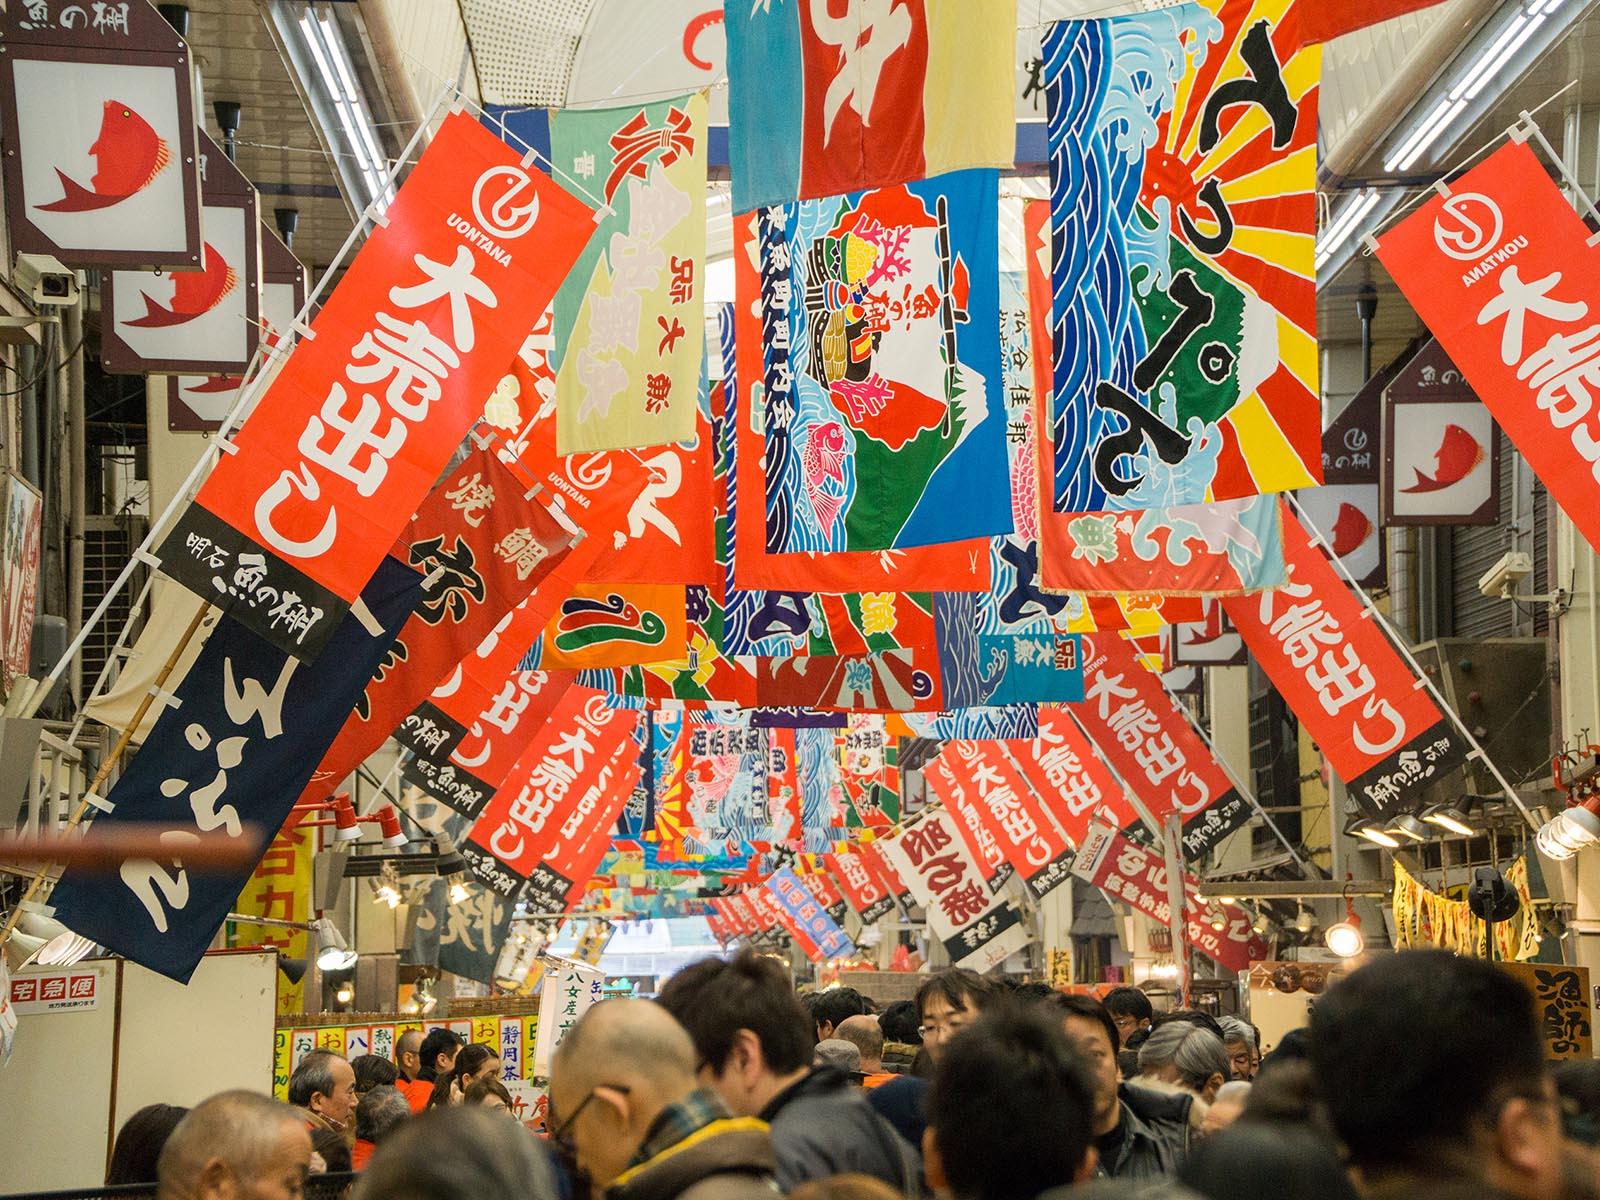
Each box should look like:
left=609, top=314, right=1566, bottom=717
left=1375, top=138, right=1600, bottom=554
left=924, top=752, right=1011, bottom=889
left=157, top=112, right=598, bottom=661
left=0, top=0, right=202, bottom=269
left=756, top=170, right=1013, bottom=554
left=1074, top=633, right=1252, bottom=858
left=231, top=826, right=314, bottom=1014
left=552, top=93, right=706, bottom=453
left=766, top=868, right=855, bottom=961
left=684, top=722, right=772, bottom=856
left=1302, top=0, right=1450, bottom=44
left=724, top=0, right=1015, bottom=212
left=1294, top=484, right=1383, bottom=590
left=1, top=474, right=44, bottom=699
left=1005, top=706, right=1143, bottom=846
left=1222, top=503, right=1471, bottom=817
left=301, top=446, right=580, bottom=805
left=534, top=583, right=688, bottom=670
left=533, top=962, right=606, bottom=1076
left=756, top=651, right=940, bottom=713
left=1042, top=0, right=1321, bottom=514
left=102, top=131, right=260, bottom=376
left=49, top=558, right=421, bottom=983
left=878, top=807, right=1032, bottom=972
left=1382, top=341, right=1500, bottom=526
left=941, top=739, right=1076, bottom=901
left=836, top=715, right=897, bottom=831
left=1072, top=821, right=1269, bottom=972
left=825, top=849, right=896, bottom=925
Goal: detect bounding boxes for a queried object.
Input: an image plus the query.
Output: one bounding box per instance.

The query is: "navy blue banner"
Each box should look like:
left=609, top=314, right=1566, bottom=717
left=51, top=557, right=422, bottom=983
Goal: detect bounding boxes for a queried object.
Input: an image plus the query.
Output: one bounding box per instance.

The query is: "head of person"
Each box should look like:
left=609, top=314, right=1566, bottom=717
left=1011, top=982, right=1059, bottom=1005
left=1136, top=1021, right=1230, bottom=1104
left=310, top=1128, right=351, bottom=1175
left=786, top=1174, right=903, bottom=1200
left=1216, top=1016, right=1260, bottom=1081
left=812, top=986, right=867, bottom=1042
left=878, top=1000, right=921, bottom=1046
left=351, top=1054, right=399, bottom=1095
left=462, top=1078, right=514, bottom=1111
left=353, top=1108, right=555, bottom=1200
left=157, top=1091, right=311, bottom=1200
left=426, top=1043, right=500, bottom=1109
left=655, top=950, right=813, bottom=1117
left=815, top=1038, right=862, bottom=1074
left=1178, top=1122, right=1359, bottom=1200
left=394, top=1030, right=423, bottom=1083
left=835, top=1014, right=885, bottom=1073
left=354, top=1086, right=411, bottom=1148
left=1047, top=993, right=1121, bottom=1137
left=1102, top=986, right=1154, bottom=1044
left=1153, top=1008, right=1226, bottom=1040
left=108, top=1104, right=190, bottom=1185
left=1555, top=1060, right=1600, bottom=1147
left=925, top=1006, right=1099, bottom=1200
left=1201, top=1080, right=1251, bottom=1137
left=416, top=1029, right=464, bottom=1082
left=915, top=969, right=996, bottom=1063
left=1311, top=949, right=1561, bottom=1200
left=548, top=997, right=704, bottom=1189
left=288, top=1050, right=358, bottom=1130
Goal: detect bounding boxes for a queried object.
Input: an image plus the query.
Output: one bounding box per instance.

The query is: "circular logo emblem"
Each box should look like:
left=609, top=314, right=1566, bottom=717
left=1432, top=193, right=1503, bottom=261
left=472, top=166, right=542, bottom=240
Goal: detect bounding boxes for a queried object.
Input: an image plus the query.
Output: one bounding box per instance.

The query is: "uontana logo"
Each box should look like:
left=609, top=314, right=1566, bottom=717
left=1433, top=192, right=1504, bottom=262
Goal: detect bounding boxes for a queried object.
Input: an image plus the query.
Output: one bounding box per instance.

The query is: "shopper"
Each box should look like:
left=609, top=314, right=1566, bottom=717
left=658, top=950, right=920, bottom=1193
left=1051, top=993, right=1192, bottom=1179
left=1311, top=949, right=1563, bottom=1200
left=107, top=1103, right=190, bottom=1185
left=816, top=1038, right=863, bottom=1075
left=1215, top=1016, right=1259, bottom=1082
left=393, top=1030, right=433, bottom=1113
left=836, top=1015, right=888, bottom=1082
left=1103, top=986, right=1155, bottom=1045
left=547, top=998, right=777, bottom=1200
left=1199, top=1082, right=1250, bottom=1137
left=156, top=1091, right=312, bottom=1200
left=1178, top=1122, right=1359, bottom=1200
left=353, top=1085, right=411, bottom=1170
left=416, top=1028, right=464, bottom=1085
left=311, top=1127, right=352, bottom=1173
left=1136, top=1023, right=1230, bottom=1106
left=924, top=1006, right=1099, bottom=1200
left=462, top=1078, right=515, bottom=1111
left=352, top=1053, right=400, bottom=1095
left=426, top=1043, right=500, bottom=1109
left=877, top=1001, right=921, bottom=1074
left=812, top=987, right=869, bottom=1043
left=289, top=1049, right=359, bottom=1140
left=355, top=1108, right=557, bottom=1200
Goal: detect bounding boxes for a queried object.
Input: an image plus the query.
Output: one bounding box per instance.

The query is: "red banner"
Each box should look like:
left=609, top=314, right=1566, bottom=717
left=1302, top=0, right=1448, bottom=44
left=1377, top=139, right=1600, bottom=557
left=755, top=651, right=941, bottom=712
left=938, top=740, right=1075, bottom=900
left=1073, top=633, right=1252, bottom=859
left=825, top=849, right=896, bottom=925
left=1005, top=707, right=1142, bottom=845
left=159, top=113, right=598, bottom=660
left=1072, top=821, right=1268, bottom=973
left=857, top=839, right=908, bottom=901
left=923, top=752, right=1012, bottom=889
left=1222, top=503, right=1469, bottom=816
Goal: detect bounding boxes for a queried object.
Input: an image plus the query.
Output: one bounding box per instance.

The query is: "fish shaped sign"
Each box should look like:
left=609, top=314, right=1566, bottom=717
left=1382, top=341, right=1500, bottom=526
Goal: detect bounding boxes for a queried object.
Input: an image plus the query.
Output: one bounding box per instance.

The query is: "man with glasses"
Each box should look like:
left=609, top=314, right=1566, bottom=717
left=1103, top=986, right=1154, bottom=1046
left=547, top=998, right=778, bottom=1200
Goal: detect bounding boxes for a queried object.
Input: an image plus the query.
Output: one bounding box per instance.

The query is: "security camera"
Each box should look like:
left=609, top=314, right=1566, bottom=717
left=14, top=253, right=80, bottom=308
left=1478, top=551, right=1532, bottom=599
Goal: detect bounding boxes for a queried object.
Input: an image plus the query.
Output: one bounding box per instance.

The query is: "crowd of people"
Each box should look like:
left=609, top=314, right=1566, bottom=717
left=104, top=949, right=1600, bottom=1200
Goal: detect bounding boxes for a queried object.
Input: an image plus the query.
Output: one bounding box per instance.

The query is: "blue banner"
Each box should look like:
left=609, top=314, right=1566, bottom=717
left=51, top=557, right=422, bottom=982
left=766, top=867, right=854, bottom=961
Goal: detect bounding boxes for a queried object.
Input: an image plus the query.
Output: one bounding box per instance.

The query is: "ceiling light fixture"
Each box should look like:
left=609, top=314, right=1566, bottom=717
left=1536, top=803, right=1600, bottom=862
left=1324, top=895, right=1365, bottom=959
left=1348, top=818, right=1401, bottom=850
left=1421, top=804, right=1477, bottom=838
left=312, top=916, right=358, bottom=971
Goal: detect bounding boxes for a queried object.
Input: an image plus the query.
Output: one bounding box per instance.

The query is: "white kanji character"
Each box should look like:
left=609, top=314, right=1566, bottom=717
left=347, top=312, right=461, bottom=421
left=1477, top=266, right=1589, bottom=366
left=389, top=246, right=497, bottom=352
left=298, top=383, right=406, bottom=497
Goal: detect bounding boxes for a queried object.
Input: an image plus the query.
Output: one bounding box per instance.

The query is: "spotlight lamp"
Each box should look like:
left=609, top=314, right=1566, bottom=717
left=1324, top=896, right=1365, bottom=959
left=377, top=805, right=408, bottom=847
left=1387, top=814, right=1430, bottom=843
left=1537, top=803, right=1600, bottom=862
left=312, top=916, right=358, bottom=971
left=1421, top=804, right=1477, bottom=837
left=448, top=877, right=471, bottom=905
left=374, top=863, right=402, bottom=909
left=332, top=793, right=362, bottom=842
left=1348, top=818, right=1401, bottom=849
left=434, top=834, right=467, bottom=876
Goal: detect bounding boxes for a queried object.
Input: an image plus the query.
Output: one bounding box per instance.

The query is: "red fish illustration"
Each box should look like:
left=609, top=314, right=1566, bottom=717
left=126, top=242, right=236, bottom=328
left=37, top=100, right=172, bottom=213
left=800, top=421, right=849, bottom=535
left=1331, top=502, right=1374, bottom=557
left=1402, top=423, right=1483, bottom=493
left=183, top=375, right=241, bottom=395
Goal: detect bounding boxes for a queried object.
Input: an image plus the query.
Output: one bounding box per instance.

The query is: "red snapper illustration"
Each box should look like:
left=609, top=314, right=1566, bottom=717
left=38, top=100, right=172, bottom=213
left=126, top=241, right=237, bottom=328
left=1401, top=423, right=1484, bottom=493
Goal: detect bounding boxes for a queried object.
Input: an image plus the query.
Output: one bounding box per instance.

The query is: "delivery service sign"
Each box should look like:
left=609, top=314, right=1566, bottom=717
left=1377, top=137, right=1600, bottom=557
left=158, top=113, right=598, bottom=662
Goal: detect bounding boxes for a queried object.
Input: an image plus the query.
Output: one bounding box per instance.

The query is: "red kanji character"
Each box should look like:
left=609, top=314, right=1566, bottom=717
left=669, top=256, right=695, bottom=305
left=657, top=314, right=686, bottom=355
left=645, top=372, right=672, bottom=414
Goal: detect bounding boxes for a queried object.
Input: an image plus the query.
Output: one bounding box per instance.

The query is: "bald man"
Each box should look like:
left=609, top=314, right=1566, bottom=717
left=835, top=1015, right=885, bottom=1076
left=549, top=1000, right=778, bottom=1200
left=157, top=1091, right=311, bottom=1200
left=393, top=1031, right=433, bottom=1113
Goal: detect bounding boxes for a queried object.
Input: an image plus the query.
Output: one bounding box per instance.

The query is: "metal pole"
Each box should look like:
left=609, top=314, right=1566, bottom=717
left=1162, top=815, right=1191, bottom=1008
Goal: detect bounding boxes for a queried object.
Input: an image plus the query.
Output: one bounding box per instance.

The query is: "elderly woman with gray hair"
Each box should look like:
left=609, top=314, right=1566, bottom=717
left=1136, top=1021, right=1231, bottom=1107
left=1215, top=1015, right=1259, bottom=1081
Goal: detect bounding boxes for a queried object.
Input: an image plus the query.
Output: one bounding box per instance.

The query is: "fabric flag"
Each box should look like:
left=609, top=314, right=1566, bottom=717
left=941, top=739, right=1076, bottom=901
left=924, top=751, right=1012, bottom=890
left=581, top=584, right=758, bottom=708
left=532, top=583, right=689, bottom=670
left=1301, top=0, right=1448, bottom=44
left=826, top=848, right=897, bottom=924
left=756, top=650, right=941, bottom=712
left=1375, top=138, right=1600, bottom=559
left=51, top=558, right=422, bottom=982
left=299, top=445, right=580, bottom=806
left=904, top=706, right=1041, bottom=740
left=552, top=93, right=706, bottom=452
left=1006, top=707, right=1144, bottom=845
left=767, top=868, right=855, bottom=961
left=1072, top=821, right=1268, bottom=972
left=1074, top=633, right=1253, bottom=858
left=724, top=0, right=1016, bottom=212
left=727, top=238, right=991, bottom=594
left=877, top=807, right=1033, bottom=972
left=857, top=838, right=909, bottom=903
left=158, top=113, right=597, bottom=660
left=1221, top=502, right=1470, bottom=817
left=756, top=170, right=1013, bottom=553
left=836, top=715, right=898, bottom=830
left=1041, top=1, right=1321, bottom=515
left=684, top=723, right=773, bottom=856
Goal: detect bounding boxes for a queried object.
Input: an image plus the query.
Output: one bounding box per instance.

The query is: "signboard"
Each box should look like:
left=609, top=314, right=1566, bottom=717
left=941, top=738, right=1075, bottom=901
left=1168, top=602, right=1247, bottom=668
left=102, top=131, right=260, bottom=375
left=156, top=112, right=599, bottom=661
left=7, top=969, right=100, bottom=1014
left=533, top=963, right=605, bottom=1076
left=1383, top=341, right=1499, bottom=526
left=1500, top=962, right=1594, bottom=1061
left=0, top=0, right=203, bottom=269
left=1295, top=483, right=1383, bottom=590
left=1, top=474, right=44, bottom=698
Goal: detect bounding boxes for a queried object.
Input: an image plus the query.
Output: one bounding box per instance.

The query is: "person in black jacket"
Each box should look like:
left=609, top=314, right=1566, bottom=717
left=658, top=951, right=920, bottom=1195
left=1050, top=993, right=1192, bottom=1179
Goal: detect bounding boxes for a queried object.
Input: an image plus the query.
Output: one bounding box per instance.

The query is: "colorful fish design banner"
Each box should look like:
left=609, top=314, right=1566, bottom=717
left=532, top=583, right=688, bottom=670
left=552, top=93, right=706, bottom=453
left=1042, top=1, right=1321, bottom=514
left=756, top=650, right=941, bottom=713
left=757, top=170, right=1013, bottom=553
left=724, top=0, right=1016, bottom=212
left=684, top=722, right=773, bottom=856
left=158, top=113, right=597, bottom=661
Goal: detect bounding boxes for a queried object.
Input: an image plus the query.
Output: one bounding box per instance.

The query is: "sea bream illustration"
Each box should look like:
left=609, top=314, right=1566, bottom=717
left=800, top=420, right=849, bottom=535
left=1402, top=423, right=1484, bottom=494
left=126, top=241, right=237, bottom=327
left=1331, top=502, right=1374, bottom=557
left=37, top=100, right=172, bottom=213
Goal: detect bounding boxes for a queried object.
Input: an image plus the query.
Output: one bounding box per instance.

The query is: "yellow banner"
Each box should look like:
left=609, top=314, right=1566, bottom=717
left=231, top=827, right=313, bottom=1015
